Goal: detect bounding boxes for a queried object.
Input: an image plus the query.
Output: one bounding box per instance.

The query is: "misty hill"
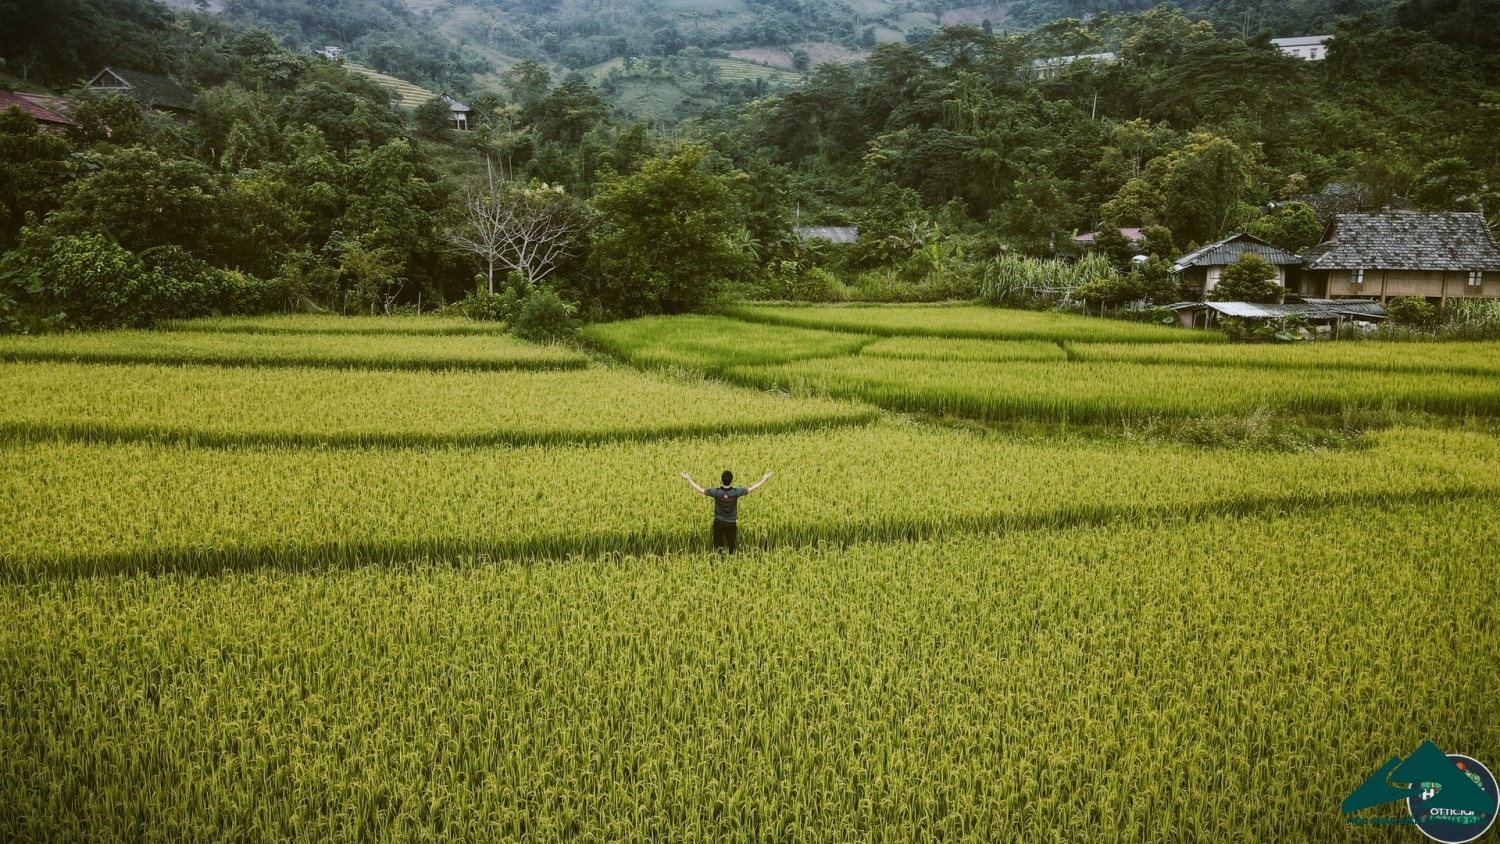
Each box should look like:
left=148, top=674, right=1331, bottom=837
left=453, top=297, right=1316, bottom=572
left=169, top=0, right=1431, bottom=120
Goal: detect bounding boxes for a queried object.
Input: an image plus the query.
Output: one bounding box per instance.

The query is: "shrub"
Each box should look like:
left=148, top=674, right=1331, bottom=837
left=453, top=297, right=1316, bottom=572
left=1075, top=274, right=1144, bottom=312
left=2, top=231, right=154, bottom=328
left=1386, top=296, right=1437, bottom=328
left=447, top=286, right=522, bottom=323
left=789, top=267, right=847, bottom=303
left=1210, top=254, right=1284, bottom=304
left=513, top=288, right=579, bottom=342
left=0, top=231, right=287, bottom=331
left=1117, top=305, right=1178, bottom=325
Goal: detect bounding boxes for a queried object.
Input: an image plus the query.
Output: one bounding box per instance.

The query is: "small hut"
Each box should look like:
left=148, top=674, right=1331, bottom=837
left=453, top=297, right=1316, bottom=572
left=1171, top=233, right=1302, bottom=300
left=85, top=67, right=195, bottom=114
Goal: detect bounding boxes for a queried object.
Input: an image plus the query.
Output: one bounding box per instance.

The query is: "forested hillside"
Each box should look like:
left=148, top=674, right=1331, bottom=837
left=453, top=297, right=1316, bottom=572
left=0, top=0, right=1496, bottom=332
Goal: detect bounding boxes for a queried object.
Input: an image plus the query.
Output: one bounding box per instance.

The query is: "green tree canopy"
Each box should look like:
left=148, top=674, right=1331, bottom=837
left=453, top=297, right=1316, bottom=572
left=1210, top=253, right=1284, bottom=304
left=587, top=145, right=747, bottom=316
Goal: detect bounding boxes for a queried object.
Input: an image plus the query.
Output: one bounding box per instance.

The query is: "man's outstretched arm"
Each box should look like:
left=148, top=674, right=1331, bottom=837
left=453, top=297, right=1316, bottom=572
left=681, top=472, right=707, bottom=494
left=746, top=471, right=773, bottom=494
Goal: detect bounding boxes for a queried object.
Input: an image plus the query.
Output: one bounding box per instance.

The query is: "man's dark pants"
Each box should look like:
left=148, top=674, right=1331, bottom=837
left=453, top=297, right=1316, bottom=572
left=712, top=519, right=737, bottom=554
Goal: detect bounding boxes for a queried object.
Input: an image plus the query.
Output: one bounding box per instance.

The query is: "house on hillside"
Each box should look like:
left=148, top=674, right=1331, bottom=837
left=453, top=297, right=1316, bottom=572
left=0, top=90, right=76, bottom=133
left=86, top=67, right=196, bottom=115
left=443, top=95, right=471, bottom=131
left=1073, top=226, right=1144, bottom=245
left=793, top=226, right=858, bottom=244
left=1270, top=35, right=1332, bottom=60
left=1296, top=212, right=1500, bottom=303
left=1171, top=233, right=1303, bottom=299
left=1030, top=52, right=1118, bottom=80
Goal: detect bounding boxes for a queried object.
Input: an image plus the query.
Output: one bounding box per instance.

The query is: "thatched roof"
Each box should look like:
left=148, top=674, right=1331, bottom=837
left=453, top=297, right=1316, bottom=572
left=1302, top=212, right=1500, bottom=271
left=87, top=67, right=195, bottom=112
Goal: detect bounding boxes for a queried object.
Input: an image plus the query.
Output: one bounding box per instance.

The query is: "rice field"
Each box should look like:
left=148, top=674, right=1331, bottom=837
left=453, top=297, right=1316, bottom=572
left=579, top=315, right=873, bottom=371
left=161, top=315, right=511, bottom=335
left=4, top=423, right=1492, bottom=579
left=859, top=336, right=1068, bottom=363
left=1070, top=338, right=1500, bottom=376
left=3, top=309, right=1497, bottom=841
left=725, top=303, right=1225, bottom=343
left=728, top=355, right=1500, bottom=422
left=0, top=361, right=874, bottom=448
left=0, top=329, right=587, bottom=371
left=342, top=62, right=438, bottom=110
left=3, top=499, right=1496, bottom=841
left=591, top=308, right=1500, bottom=423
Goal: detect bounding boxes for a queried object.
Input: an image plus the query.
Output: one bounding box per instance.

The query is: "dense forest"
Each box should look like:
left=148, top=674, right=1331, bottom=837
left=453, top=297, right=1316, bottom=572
left=0, top=0, right=1497, bottom=332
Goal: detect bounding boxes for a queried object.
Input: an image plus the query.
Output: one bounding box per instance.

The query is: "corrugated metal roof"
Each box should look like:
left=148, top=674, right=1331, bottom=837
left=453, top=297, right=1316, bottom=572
left=1171, top=300, right=1388, bottom=319
left=1031, top=52, right=1118, bottom=69
left=1172, top=233, right=1302, bottom=271
left=1270, top=35, right=1331, bottom=47
left=794, top=226, right=858, bottom=244
left=0, top=89, right=75, bottom=126
left=1301, top=212, right=1500, bottom=271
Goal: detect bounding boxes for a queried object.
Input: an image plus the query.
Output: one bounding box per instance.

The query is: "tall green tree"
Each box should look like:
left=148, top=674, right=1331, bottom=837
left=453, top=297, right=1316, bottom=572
left=587, top=145, right=747, bottom=316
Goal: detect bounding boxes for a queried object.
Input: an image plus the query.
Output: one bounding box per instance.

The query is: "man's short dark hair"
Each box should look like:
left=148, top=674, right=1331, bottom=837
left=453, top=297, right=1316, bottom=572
left=722, top=470, right=734, bottom=486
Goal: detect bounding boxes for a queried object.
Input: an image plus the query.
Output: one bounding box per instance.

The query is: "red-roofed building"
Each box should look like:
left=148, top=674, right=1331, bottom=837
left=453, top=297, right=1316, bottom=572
left=0, top=90, right=77, bottom=133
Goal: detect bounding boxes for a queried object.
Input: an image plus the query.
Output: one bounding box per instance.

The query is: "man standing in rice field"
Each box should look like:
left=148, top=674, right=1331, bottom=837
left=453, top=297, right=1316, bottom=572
left=681, top=469, right=772, bottom=554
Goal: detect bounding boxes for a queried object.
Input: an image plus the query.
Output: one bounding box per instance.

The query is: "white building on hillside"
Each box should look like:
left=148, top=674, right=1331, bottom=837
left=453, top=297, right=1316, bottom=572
left=1271, top=35, right=1332, bottom=60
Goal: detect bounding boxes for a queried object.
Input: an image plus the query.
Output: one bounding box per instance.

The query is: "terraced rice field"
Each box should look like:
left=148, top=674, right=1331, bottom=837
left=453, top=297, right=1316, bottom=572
left=704, top=58, right=804, bottom=84
left=160, top=315, right=513, bottom=335
left=728, top=355, right=1500, bottom=422
left=724, top=302, right=1224, bottom=343
left=0, top=361, right=872, bottom=448
left=589, top=307, right=1500, bottom=423
left=342, top=62, right=438, bottom=110
left=0, top=329, right=585, bottom=371
left=3, top=308, right=1496, bottom=841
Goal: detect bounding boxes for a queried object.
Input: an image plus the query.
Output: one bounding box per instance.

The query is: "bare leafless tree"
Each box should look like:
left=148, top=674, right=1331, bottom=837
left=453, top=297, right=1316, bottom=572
left=445, top=160, right=585, bottom=293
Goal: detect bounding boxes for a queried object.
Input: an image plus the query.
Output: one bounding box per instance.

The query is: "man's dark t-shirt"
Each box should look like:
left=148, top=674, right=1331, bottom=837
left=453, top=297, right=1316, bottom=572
left=710, top=486, right=749, bottom=523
